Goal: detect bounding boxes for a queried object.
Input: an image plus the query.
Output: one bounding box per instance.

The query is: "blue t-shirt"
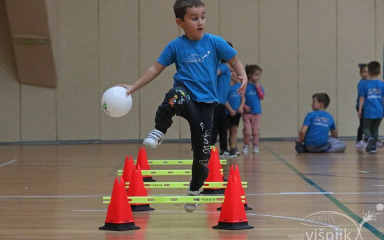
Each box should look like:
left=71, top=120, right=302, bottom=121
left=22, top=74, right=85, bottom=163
left=303, top=110, right=336, bottom=147
left=226, top=83, right=242, bottom=114
left=358, top=79, right=384, bottom=119
left=157, top=33, right=237, bottom=103
left=244, top=84, right=264, bottom=114
left=356, top=79, right=365, bottom=109
left=217, top=63, right=231, bottom=105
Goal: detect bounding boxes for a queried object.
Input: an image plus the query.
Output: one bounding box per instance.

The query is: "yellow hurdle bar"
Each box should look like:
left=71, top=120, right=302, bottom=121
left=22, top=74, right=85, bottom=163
left=117, top=169, right=223, bottom=176
left=134, top=159, right=227, bottom=165
left=102, top=195, right=246, bottom=204
left=125, top=181, right=247, bottom=189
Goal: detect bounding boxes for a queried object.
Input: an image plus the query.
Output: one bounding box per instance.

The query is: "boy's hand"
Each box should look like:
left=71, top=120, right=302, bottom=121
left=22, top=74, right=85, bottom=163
left=229, top=109, right=236, bottom=116
left=116, top=84, right=134, bottom=96
left=238, top=107, right=244, bottom=114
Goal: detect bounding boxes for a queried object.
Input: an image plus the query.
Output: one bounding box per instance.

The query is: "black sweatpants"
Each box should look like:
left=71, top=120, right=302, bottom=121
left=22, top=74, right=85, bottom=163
left=210, top=104, right=228, bottom=152
left=154, top=84, right=215, bottom=191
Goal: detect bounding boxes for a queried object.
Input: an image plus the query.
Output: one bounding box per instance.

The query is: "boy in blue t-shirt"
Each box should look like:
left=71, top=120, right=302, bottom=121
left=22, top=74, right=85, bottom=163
left=358, top=61, right=384, bottom=154
left=295, top=93, right=346, bottom=153
left=117, top=0, right=247, bottom=212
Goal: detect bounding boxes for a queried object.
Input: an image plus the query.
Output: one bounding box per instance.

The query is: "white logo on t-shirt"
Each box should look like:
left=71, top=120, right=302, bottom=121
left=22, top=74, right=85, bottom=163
left=185, top=51, right=211, bottom=63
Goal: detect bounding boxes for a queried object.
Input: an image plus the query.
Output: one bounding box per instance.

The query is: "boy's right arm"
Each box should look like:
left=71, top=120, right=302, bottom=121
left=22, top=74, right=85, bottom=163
left=117, top=62, right=166, bottom=95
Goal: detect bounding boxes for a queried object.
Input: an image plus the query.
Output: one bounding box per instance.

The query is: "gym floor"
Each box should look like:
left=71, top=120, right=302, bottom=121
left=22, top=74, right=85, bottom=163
left=0, top=141, right=383, bottom=239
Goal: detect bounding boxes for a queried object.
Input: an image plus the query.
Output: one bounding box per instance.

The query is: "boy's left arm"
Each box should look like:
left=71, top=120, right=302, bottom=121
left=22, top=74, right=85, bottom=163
left=238, top=95, right=245, bottom=114
left=228, top=56, right=247, bottom=95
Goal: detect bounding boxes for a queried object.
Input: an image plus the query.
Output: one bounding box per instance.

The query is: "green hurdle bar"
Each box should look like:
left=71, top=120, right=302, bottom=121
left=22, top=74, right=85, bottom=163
left=134, top=159, right=227, bottom=165
left=102, top=195, right=245, bottom=204
left=125, top=181, right=247, bottom=189
left=117, top=169, right=223, bottom=176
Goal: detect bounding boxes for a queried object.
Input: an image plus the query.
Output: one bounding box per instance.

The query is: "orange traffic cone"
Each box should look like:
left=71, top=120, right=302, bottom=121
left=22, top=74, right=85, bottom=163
left=234, top=165, right=252, bottom=210
left=99, top=176, right=140, bottom=231
left=217, top=165, right=252, bottom=210
left=212, top=146, right=227, bottom=181
left=212, top=166, right=253, bottom=230
left=122, top=155, right=135, bottom=184
left=127, top=165, right=154, bottom=211
left=137, top=147, right=155, bottom=182
left=201, top=147, right=225, bottom=194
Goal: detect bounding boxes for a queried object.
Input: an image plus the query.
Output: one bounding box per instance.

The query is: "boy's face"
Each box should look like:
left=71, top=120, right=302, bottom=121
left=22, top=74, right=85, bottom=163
left=311, top=98, right=323, bottom=111
left=176, top=6, right=206, bottom=40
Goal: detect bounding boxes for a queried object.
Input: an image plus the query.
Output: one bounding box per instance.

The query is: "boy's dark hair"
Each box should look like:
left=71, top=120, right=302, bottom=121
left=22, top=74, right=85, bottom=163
left=312, top=93, right=330, bottom=109
left=368, top=61, right=381, bottom=76
left=174, top=0, right=205, bottom=20
left=245, top=64, right=263, bottom=76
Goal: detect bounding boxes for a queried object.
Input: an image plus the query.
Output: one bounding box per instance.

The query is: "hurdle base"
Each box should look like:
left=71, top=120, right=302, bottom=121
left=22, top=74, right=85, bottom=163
left=143, top=177, right=156, bottom=182
left=99, top=222, right=140, bottom=231
left=212, top=221, right=254, bottom=230
left=131, top=204, right=155, bottom=212
left=200, top=188, right=225, bottom=195
left=217, top=204, right=252, bottom=211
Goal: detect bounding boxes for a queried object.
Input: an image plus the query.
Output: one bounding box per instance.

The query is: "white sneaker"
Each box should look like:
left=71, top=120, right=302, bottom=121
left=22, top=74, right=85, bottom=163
left=143, top=129, right=164, bottom=148
left=184, top=190, right=199, bottom=213
left=242, top=145, right=249, bottom=154
left=376, top=141, right=383, bottom=148
left=253, top=146, right=260, bottom=154
left=355, top=140, right=367, bottom=149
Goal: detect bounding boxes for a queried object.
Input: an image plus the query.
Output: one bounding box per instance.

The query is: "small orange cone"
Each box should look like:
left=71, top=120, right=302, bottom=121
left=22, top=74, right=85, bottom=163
left=212, top=146, right=227, bottom=181
left=212, top=165, right=253, bottom=230
left=99, top=176, right=140, bottom=231
left=122, top=155, right=135, bottom=184
left=201, top=147, right=225, bottom=194
left=127, top=165, right=154, bottom=211
left=234, top=165, right=252, bottom=210
left=137, top=147, right=155, bottom=182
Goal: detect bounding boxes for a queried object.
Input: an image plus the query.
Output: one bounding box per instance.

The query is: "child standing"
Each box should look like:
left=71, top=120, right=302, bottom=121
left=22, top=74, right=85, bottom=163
left=355, top=63, right=368, bottom=148
left=225, top=67, right=245, bottom=157
left=295, top=93, right=346, bottom=153
left=358, top=61, right=384, bottom=154
left=210, top=42, right=233, bottom=158
left=118, top=0, right=247, bottom=212
left=242, top=65, right=265, bottom=154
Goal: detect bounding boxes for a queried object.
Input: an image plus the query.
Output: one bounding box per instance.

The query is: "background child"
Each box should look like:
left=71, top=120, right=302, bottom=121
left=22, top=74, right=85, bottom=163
left=355, top=63, right=368, bottom=148
left=211, top=42, right=233, bottom=158
left=295, top=93, right=346, bottom=153
left=242, top=65, right=265, bottom=154
left=117, top=0, right=247, bottom=212
left=358, top=61, right=384, bottom=154
left=225, top=67, right=245, bottom=157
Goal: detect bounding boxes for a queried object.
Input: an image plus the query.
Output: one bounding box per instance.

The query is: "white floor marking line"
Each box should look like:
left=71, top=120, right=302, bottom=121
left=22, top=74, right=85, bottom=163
left=0, top=159, right=18, bottom=168
left=280, top=192, right=334, bottom=195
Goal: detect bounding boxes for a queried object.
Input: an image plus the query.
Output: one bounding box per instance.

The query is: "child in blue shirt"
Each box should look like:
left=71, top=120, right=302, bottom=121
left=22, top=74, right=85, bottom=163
left=242, top=65, right=265, bottom=154
left=295, top=93, right=346, bottom=153
left=355, top=63, right=369, bottom=148
left=358, top=61, right=384, bottom=154
left=117, top=0, right=247, bottom=212
left=211, top=42, right=233, bottom=158
left=225, top=68, right=245, bottom=157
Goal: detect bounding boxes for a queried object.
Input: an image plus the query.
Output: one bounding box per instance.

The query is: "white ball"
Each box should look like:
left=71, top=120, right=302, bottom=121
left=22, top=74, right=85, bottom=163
left=101, top=86, right=132, bottom=117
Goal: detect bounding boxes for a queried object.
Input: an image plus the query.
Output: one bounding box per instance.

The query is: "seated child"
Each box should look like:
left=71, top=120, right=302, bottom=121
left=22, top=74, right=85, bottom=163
left=295, top=93, right=346, bottom=153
